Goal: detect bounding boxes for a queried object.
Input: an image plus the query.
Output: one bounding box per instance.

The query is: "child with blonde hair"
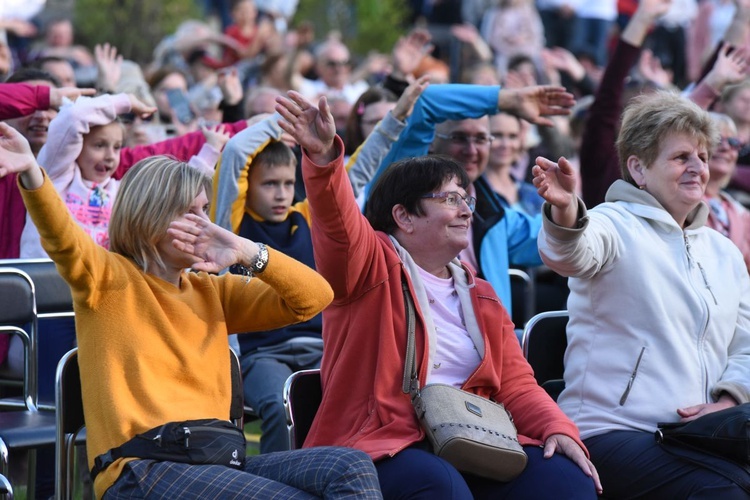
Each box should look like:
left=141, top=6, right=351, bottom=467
left=20, top=93, right=230, bottom=257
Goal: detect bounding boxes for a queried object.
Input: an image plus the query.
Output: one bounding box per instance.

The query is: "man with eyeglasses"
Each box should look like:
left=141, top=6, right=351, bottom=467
left=361, top=83, right=573, bottom=313
left=298, top=39, right=368, bottom=105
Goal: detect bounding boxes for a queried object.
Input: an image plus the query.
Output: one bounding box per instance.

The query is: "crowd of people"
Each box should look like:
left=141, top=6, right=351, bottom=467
left=1, top=0, right=750, bottom=498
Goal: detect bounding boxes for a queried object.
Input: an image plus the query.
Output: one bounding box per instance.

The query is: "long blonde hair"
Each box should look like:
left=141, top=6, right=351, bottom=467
left=109, top=156, right=212, bottom=272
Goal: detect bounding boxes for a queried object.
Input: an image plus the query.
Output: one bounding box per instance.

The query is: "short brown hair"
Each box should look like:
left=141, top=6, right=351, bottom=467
left=616, top=91, right=718, bottom=185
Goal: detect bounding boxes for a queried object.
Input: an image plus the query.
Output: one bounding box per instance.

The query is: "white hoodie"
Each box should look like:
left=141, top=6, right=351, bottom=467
left=539, top=180, right=750, bottom=439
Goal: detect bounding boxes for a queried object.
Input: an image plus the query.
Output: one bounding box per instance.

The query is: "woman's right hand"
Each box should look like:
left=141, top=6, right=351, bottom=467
left=533, top=156, right=579, bottom=228
left=0, top=122, right=44, bottom=189
left=276, top=91, right=337, bottom=164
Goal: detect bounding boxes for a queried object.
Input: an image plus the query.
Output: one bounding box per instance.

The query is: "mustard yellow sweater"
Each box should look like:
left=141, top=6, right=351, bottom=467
left=21, top=173, right=333, bottom=498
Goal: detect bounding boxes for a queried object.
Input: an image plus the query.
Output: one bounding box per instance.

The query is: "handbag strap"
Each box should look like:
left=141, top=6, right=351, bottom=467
left=401, top=273, right=419, bottom=399
left=658, top=441, right=750, bottom=493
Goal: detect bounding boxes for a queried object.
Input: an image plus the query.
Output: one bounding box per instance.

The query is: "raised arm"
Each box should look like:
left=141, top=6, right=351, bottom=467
left=275, top=91, right=385, bottom=298
left=580, top=0, right=671, bottom=206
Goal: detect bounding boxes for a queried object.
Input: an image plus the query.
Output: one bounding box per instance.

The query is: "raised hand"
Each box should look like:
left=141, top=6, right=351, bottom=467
left=498, top=85, right=575, bottom=127
left=541, top=47, right=586, bottom=82
left=391, top=28, right=433, bottom=78
left=392, top=76, right=430, bottom=122
left=275, top=91, right=336, bottom=163
left=49, top=87, right=97, bottom=109
left=94, top=43, right=123, bottom=93
left=703, top=43, right=749, bottom=92
left=201, top=124, right=231, bottom=151
left=637, top=49, right=671, bottom=88
left=533, top=155, right=579, bottom=228
left=217, top=67, right=243, bottom=106
left=0, top=122, right=44, bottom=189
left=167, top=213, right=256, bottom=273
left=128, top=94, right=157, bottom=119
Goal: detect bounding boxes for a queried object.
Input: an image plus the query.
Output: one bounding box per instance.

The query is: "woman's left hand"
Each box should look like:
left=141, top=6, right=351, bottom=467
left=678, top=393, right=739, bottom=422
left=167, top=213, right=248, bottom=273
left=544, top=434, right=603, bottom=495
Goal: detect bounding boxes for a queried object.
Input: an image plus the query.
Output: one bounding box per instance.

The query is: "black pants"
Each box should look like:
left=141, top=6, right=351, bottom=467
left=585, top=430, right=749, bottom=499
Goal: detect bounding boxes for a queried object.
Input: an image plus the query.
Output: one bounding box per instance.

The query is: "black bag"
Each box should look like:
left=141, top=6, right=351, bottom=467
left=655, top=404, right=750, bottom=493
left=655, top=403, right=750, bottom=464
left=92, top=418, right=246, bottom=480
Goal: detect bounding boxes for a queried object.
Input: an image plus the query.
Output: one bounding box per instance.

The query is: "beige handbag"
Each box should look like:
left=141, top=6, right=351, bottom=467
left=401, top=280, right=528, bottom=481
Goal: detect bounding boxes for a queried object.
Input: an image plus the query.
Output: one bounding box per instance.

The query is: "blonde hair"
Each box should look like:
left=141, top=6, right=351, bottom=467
left=109, top=156, right=212, bottom=272
left=617, top=91, right=718, bottom=185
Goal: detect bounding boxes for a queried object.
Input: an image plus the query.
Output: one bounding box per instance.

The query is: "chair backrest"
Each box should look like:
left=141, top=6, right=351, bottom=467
left=55, top=347, right=83, bottom=500
left=54, top=347, right=245, bottom=498
left=0, top=471, right=12, bottom=499
left=283, top=369, right=322, bottom=450
left=228, top=349, right=244, bottom=428
left=0, top=268, right=38, bottom=410
left=522, top=310, right=569, bottom=401
left=509, top=268, right=535, bottom=329
left=0, top=259, right=73, bottom=318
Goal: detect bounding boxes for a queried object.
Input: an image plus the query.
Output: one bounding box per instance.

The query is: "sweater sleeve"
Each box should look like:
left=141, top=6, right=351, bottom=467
left=37, top=94, right=131, bottom=188
left=218, top=246, right=333, bottom=333
left=363, top=84, right=500, bottom=203
left=211, top=113, right=284, bottom=232
left=187, top=143, right=221, bottom=177
left=18, top=171, right=111, bottom=307
left=537, top=200, right=624, bottom=280
left=303, top=136, right=387, bottom=300
left=116, top=120, right=248, bottom=178
left=0, top=83, right=51, bottom=120
left=346, top=111, right=406, bottom=198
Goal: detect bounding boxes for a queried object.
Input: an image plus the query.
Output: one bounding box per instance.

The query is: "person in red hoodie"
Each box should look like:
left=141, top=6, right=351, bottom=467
left=275, top=89, right=603, bottom=498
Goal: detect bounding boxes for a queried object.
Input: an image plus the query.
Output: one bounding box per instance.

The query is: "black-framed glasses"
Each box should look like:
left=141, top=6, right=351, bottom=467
left=325, top=59, right=350, bottom=68
left=421, top=191, right=476, bottom=212
left=720, top=136, right=743, bottom=151
left=434, top=132, right=495, bottom=146
left=118, top=112, right=154, bottom=125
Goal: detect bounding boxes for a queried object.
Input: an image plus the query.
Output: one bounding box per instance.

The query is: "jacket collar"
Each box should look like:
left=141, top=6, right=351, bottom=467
left=604, top=179, right=709, bottom=231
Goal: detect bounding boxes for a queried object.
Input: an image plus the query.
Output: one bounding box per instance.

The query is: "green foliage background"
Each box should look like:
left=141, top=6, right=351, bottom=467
left=74, top=0, right=200, bottom=64
left=74, top=0, right=408, bottom=65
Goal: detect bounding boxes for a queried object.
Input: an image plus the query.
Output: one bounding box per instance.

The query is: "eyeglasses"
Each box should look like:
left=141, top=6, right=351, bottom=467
left=720, top=136, right=743, bottom=151
left=325, top=59, right=349, bottom=68
left=434, top=133, right=495, bottom=146
left=421, top=191, right=477, bottom=212
left=118, top=112, right=154, bottom=125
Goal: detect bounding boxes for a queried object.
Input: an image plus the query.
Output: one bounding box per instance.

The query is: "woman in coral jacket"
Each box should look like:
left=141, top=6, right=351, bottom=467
left=275, top=89, right=602, bottom=499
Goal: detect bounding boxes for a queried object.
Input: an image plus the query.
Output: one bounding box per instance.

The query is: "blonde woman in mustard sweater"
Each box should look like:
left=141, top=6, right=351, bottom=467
left=0, top=122, right=382, bottom=500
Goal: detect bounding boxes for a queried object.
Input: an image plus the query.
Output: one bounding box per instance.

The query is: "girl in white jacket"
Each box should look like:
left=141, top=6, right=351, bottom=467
left=20, top=93, right=229, bottom=257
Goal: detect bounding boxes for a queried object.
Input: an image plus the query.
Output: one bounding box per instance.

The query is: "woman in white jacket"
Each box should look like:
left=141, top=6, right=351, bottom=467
left=533, top=90, right=750, bottom=498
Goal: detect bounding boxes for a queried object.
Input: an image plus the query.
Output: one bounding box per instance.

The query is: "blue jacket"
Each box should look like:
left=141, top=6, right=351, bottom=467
left=363, top=84, right=543, bottom=309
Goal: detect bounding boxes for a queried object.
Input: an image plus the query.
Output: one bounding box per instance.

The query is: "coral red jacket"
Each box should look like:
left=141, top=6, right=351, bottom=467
left=302, top=137, right=587, bottom=461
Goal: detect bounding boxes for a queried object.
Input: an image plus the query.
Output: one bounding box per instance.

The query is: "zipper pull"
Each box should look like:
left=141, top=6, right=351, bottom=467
left=697, top=262, right=718, bottom=305
left=183, top=427, right=191, bottom=449
left=684, top=234, right=694, bottom=267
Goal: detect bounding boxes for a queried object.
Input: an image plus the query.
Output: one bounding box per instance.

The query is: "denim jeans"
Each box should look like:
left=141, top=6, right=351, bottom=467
left=104, top=446, right=382, bottom=499
left=376, top=445, right=597, bottom=499
left=241, top=339, right=323, bottom=453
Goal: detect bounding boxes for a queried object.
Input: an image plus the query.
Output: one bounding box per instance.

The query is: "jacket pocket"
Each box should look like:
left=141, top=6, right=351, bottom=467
left=619, top=346, right=646, bottom=406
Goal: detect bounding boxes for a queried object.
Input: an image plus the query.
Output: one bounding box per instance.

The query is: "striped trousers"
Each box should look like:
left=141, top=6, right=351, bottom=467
left=103, top=446, right=382, bottom=499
